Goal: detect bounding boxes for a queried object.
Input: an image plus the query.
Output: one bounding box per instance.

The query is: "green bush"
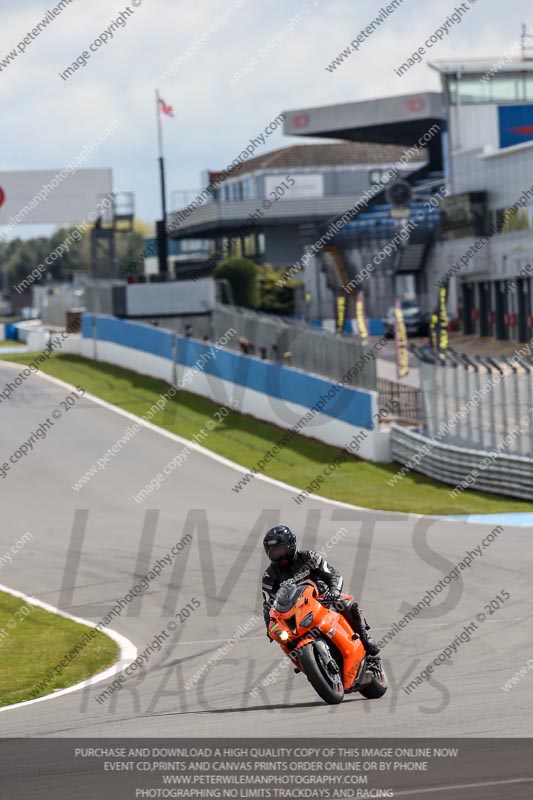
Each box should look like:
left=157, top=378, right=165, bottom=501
left=257, top=264, right=302, bottom=316
left=214, top=257, right=259, bottom=308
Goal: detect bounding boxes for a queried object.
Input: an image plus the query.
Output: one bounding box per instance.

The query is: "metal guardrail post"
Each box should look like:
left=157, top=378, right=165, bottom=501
left=517, top=357, right=533, bottom=456
left=446, top=351, right=461, bottom=444
left=477, top=357, right=497, bottom=451
left=459, top=353, right=473, bottom=447
left=440, top=359, right=449, bottom=439
left=488, top=357, right=507, bottom=447
left=506, top=358, right=521, bottom=454
left=464, top=354, right=484, bottom=450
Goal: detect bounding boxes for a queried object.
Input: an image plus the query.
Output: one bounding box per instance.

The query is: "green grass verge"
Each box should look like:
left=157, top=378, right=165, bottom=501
left=0, top=340, right=25, bottom=347
left=0, top=590, right=120, bottom=707
left=3, top=352, right=533, bottom=516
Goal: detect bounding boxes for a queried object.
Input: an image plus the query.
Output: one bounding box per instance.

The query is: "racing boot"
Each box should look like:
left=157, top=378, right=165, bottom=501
left=346, top=601, right=380, bottom=656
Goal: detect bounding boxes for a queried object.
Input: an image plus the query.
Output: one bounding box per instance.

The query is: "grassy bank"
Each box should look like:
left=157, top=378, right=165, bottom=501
left=3, top=352, right=533, bottom=515
left=0, top=589, right=119, bottom=707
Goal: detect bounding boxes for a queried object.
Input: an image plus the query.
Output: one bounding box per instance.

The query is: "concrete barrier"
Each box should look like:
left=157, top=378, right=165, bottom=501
left=80, top=314, right=391, bottom=462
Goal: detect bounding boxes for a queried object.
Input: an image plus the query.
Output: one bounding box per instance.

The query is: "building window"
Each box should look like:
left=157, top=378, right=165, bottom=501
left=242, top=177, right=257, bottom=200
left=447, top=73, right=529, bottom=105
left=369, top=169, right=385, bottom=186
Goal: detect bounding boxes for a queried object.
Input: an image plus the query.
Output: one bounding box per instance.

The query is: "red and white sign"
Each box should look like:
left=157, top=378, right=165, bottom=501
left=405, top=97, right=425, bottom=113
left=291, top=113, right=309, bottom=129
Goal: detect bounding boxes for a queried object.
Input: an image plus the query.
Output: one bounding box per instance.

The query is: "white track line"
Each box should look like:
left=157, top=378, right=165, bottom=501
left=32, top=367, right=514, bottom=527
left=0, top=362, right=489, bottom=714
left=0, top=583, right=137, bottom=714
left=25, top=367, right=412, bottom=517
left=394, top=777, right=533, bottom=796
left=0, top=360, right=520, bottom=526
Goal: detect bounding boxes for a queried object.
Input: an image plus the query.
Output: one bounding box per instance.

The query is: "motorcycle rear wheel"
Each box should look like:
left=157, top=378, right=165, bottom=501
left=359, top=662, right=388, bottom=699
left=298, top=643, right=344, bottom=705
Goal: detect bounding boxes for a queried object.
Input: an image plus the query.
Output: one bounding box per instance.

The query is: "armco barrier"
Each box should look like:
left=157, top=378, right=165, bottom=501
left=80, top=315, right=391, bottom=462
left=390, top=422, right=533, bottom=500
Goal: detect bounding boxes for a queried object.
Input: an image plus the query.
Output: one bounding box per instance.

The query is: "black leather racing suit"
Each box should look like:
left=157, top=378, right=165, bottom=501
left=261, top=549, right=371, bottom=646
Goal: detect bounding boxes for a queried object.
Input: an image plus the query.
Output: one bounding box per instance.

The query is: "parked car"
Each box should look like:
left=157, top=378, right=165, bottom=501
left=383, top=301, right=431, bottom=338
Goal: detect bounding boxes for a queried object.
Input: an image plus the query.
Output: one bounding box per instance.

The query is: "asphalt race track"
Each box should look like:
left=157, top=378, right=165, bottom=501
left=1, top=361, right=533, bottom=744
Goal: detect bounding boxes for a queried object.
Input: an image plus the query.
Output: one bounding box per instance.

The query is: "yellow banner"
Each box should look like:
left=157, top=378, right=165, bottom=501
left=355, top=292, right=369, bottom=340
left=438, top=286, right=449, bottom=357
left=336, top=293, right=347, bottom=336
left=394, top=300, right=409, bottom=379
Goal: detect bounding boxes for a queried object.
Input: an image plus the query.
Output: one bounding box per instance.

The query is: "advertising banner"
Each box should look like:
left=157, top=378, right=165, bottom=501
left=355, top=291, right=369, bottom=341
left=394, top=299, right=409, bottom=379
left=335, top=291, right=347, bottom=336
left=438, top=285, right=449, bottom=358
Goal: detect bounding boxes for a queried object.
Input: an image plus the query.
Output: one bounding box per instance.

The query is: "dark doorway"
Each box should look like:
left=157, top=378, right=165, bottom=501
left=462, top=283, right=475, bottom=334
left=495, top=281, right=508, bottom=341
left=517, top=278, right=529, bottom=343
left=479, top=282, right=491, bottom=336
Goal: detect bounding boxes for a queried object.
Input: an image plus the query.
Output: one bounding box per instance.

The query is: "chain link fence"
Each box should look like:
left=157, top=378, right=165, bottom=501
left=377, top=377, right=423, bottom=426
left=211, top=305, right=377, bottom=390
left=413, top=346, right=533, bottom=458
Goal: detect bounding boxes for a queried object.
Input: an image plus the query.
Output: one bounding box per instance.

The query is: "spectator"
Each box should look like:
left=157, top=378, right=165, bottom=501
left=184, top=324, right=193, bottom=338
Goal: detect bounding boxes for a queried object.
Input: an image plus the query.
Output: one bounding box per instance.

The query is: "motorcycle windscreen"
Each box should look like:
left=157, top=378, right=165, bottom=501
left=274, top=583, right=305, bottom=613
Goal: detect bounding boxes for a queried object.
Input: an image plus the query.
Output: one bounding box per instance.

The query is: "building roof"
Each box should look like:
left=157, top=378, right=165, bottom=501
left=283, top=92, right=445, bottom=140
left=231, top=141, right=425, bottom=178
left=430, top=58, right=533, bottom=75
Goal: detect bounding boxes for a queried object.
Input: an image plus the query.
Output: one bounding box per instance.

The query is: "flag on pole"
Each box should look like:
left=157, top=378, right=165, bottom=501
left=158, top=96, right=174, bottom=119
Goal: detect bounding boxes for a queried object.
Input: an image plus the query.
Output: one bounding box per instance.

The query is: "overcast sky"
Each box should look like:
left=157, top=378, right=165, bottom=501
left=0, top=0, right=527, bottom=238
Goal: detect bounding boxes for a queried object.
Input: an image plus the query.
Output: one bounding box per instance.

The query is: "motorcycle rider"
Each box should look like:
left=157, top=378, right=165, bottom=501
left=262, top=525, right=380, bottom=656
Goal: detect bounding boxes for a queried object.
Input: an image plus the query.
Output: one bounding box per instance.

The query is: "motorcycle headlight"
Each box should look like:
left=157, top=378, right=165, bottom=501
left=300, top=612, right=313, bottom=628
left=279, top=630, right=289, bottom=641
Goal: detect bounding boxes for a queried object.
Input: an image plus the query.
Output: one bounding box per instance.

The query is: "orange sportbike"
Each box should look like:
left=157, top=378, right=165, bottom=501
left=268, top=580, right=387, bottom=705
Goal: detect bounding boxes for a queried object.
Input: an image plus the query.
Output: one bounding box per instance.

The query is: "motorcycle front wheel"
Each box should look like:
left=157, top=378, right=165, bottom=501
left=298, top=642, right=344, bottom=705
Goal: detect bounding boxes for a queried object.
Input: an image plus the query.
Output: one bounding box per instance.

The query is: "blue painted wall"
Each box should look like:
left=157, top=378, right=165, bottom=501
left=82, top=315, right=374, bottom=429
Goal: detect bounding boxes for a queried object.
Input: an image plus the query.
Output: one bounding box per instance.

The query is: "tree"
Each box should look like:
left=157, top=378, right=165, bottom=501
left=257, top=264, right=302, bottom=316
left=0, top=219, right=154, bottom=291
left=214, top=257, right=259, bottom=308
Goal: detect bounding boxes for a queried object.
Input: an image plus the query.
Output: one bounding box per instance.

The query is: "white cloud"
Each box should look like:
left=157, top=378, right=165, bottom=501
left=0, top=0, right=528, bottom=233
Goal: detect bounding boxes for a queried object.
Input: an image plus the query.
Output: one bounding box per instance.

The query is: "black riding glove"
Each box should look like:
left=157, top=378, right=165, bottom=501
left=323, top=589, right=341, bottom=602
